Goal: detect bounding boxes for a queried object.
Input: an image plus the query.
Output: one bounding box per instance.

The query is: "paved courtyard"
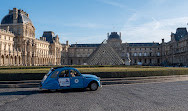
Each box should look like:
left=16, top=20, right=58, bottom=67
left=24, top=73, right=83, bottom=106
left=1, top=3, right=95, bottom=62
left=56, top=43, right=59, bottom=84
left=0, top=80, right=188, bottom=111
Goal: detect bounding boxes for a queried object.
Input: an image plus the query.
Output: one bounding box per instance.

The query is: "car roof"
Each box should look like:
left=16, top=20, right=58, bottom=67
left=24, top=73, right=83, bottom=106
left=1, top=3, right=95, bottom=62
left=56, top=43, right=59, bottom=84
left=52, top=66, right=75, bottom=70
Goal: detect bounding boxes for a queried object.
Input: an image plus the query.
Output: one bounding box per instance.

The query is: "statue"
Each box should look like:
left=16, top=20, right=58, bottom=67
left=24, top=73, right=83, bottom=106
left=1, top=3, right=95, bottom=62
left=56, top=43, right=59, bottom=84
left=125, top=53, right=131, bottom=65
left=6, top=26, right=9, bottom=31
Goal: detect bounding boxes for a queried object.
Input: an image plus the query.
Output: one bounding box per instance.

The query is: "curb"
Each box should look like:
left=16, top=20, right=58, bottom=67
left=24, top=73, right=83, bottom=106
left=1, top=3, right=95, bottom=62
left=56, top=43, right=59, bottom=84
left=1, top=75, right=188, bottom=88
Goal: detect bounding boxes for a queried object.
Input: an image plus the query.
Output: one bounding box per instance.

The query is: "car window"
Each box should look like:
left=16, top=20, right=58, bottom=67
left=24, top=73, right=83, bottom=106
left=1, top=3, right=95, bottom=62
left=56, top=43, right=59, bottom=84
left=59, top=70, right=69, bottom=77
left=50, top=71, right=59, bottom=78
left=70, top=70, right=80, bottom=77
left=46, top=69, right=53, bottom=76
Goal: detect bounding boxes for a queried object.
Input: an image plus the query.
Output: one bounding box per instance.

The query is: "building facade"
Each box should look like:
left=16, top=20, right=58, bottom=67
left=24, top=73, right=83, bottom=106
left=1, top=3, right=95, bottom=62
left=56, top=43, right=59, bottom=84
left=0, top=8, right=187, bottom=66
left=62, top=32, right=163, bottom=66
left=62, top=30, right=188, bottom=66
left=0, top=8, right=62, bottom=66
left=161, top=28, right=188, bottom=66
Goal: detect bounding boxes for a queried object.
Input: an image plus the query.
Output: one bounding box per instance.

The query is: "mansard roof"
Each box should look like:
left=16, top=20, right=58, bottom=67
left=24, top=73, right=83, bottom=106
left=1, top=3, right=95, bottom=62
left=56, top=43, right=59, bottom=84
left=174, top=27, right=188, bottom=41
left=42, top=31, right=56, bottom=43
left=128, top=43, right=160, bottom=46
left=108, top=32, right=121, bottom=40
left=70, top=44, right=100, bottom=47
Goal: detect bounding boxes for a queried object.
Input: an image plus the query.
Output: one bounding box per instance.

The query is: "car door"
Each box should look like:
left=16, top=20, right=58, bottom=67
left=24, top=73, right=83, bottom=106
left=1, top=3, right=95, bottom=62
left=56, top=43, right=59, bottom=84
left=69, top=69, right=84, bottom=88
left=58, top=69, right=71, bottom=88
left=45, top=70, right=60, bottom=89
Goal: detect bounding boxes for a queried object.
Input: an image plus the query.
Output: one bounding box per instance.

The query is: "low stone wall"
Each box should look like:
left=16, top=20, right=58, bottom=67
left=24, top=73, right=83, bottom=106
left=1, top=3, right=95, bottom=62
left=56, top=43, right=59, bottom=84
left=0, top=73, right=46, bottom=81
left=0, top=70, right=188, bottom=81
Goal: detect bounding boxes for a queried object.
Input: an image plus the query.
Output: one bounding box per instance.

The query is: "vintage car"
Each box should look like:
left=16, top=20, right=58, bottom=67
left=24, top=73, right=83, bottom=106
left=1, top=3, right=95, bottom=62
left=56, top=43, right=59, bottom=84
left=39, top=67, right=101, bottom=91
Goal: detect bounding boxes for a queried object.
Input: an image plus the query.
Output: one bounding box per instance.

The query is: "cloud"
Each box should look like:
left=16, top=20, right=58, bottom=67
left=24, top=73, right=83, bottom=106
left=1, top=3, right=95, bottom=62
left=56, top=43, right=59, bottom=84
left=127, top=13, right=139, bottom=22
left=121, top=17, right=188, bottom=43
left=99, top=0, right=125, bottom=8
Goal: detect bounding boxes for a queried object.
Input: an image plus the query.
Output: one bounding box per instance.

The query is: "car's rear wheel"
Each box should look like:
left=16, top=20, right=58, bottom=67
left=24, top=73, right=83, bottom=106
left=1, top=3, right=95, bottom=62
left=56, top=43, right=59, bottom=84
left=90, top=82, right=98, bottom=91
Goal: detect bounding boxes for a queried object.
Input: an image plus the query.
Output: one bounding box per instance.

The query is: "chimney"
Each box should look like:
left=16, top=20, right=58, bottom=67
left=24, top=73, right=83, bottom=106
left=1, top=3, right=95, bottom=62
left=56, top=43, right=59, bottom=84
left=162, top=38, right=164, bottom=43
left=66, top=40, right=69, bottom=45
left=13, top=8, right=18, bottom=24
left=119, top=32, right=121, bottom=38
left=107, top=33, right=109, bottom=38
left=9, top=10, right=13, bottom=14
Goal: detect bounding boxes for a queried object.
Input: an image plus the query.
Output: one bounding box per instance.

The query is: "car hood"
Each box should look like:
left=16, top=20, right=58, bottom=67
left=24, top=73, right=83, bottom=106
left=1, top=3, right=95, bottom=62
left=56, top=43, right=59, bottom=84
left=82, top=74, right=98, bottom=78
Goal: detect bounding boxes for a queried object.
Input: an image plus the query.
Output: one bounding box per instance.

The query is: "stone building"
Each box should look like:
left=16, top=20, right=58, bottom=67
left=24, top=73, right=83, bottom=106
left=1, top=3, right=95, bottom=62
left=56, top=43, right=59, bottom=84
left=62, top=28, right=188, bottom=66
left=62, top=32, right=162, bottom=66
left=0, top=8, right=62, bottom=66
left=161, top=27, right=188, bottom=66
left=0, top=8, right=187, bottom=66
left=0, top=28, right=22, bottom=65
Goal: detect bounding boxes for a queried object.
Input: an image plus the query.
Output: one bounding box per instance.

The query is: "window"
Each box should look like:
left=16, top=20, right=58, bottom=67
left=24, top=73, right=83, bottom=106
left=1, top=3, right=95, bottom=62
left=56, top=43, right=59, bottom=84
left=157, top=59, right=160, bottom=64
left=144, top=52, right=147, bottom=56
left=157, top=52, right=160, bottom=56
left=139, top=53, right=142, bottom=56
left=70, top=70, right=80, bottom=77
left=150, top=53, right=152, bottom=56
left=134, top=59, right=137, bottom=63
left=134, top=53, right=137, bottom=56
left=59, top=70, right=69, bottom=77
left=78, top=59, right=80, bottom=64
left=139, top=59, right=142, bottom=62
left=50, top=71, right=59, bottom=78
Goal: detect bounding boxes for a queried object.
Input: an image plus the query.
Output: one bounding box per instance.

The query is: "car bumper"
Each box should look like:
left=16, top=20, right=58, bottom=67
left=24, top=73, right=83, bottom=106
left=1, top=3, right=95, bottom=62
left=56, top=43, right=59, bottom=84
left=100, top=81, right=102, bottom=87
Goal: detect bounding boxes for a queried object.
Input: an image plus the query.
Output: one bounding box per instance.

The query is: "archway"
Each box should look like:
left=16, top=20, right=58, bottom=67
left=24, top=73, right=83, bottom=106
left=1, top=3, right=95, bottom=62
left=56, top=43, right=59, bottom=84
left=15, top=56, right=17, bottom=65
left=2, top=55, right=4, bottom=65
left=19, top=56, right=21, bottom=65
left=10, top=56, right=13, bottom=65
left=6, top=55, right=9, bottom=65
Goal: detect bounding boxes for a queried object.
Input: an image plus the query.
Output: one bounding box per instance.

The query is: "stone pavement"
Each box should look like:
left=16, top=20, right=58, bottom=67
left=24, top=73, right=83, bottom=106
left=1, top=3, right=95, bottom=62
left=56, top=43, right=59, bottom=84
left=1, top=75, right=188, bottom=88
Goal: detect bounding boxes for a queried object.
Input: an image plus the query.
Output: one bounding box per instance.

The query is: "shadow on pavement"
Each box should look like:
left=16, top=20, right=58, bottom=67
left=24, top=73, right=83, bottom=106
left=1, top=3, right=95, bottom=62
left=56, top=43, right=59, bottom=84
left=0, top=90, right=39, bottom=96
left=0, top=88, right=89, bottom=96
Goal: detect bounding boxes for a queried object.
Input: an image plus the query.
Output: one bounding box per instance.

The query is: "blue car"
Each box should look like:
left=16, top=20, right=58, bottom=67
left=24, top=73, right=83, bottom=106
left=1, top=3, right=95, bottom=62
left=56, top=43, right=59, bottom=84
left=40, top=67, right=101, bottom=91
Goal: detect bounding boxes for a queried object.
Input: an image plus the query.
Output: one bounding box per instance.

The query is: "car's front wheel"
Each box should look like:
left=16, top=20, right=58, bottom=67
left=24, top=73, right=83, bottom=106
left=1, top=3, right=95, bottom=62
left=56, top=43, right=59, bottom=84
left=90, top=82, right=98, bottom=91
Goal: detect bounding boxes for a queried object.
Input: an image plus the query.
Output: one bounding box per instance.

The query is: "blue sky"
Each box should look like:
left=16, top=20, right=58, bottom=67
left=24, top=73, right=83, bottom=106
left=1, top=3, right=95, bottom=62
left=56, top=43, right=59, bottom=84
left=1, top=0, right=188, bottom=44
